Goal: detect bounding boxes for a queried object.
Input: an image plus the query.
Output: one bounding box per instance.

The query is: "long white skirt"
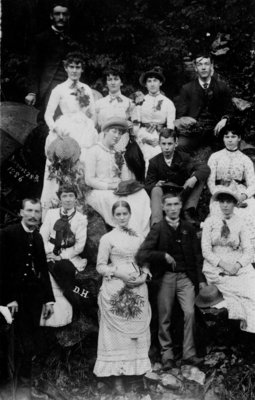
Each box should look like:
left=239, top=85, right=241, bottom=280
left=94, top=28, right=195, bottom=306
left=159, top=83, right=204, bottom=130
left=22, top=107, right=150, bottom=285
left=86, top=189, right=151, bottom=236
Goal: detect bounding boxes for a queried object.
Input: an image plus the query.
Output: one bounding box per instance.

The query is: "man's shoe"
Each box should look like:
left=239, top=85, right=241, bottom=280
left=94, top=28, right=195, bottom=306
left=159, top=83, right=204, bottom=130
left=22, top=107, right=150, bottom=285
left=162, top=359, right=175, bottom=371
left=182, top=355, right=204, bottom=366
left=183, top=209, right=200, bottom=227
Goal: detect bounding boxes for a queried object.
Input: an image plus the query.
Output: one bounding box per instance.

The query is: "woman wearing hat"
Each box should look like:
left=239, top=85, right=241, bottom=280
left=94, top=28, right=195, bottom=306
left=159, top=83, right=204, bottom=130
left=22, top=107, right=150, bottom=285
left=85, top=117, right=151, bottom=236
left=207, top=119, right=255, bottom=258
left=201, top=186, right=255, bottom=333
left=94, top=200, right=151, bottom=394
left=95, top=66, right=136, bottom=179
left=132, top=67, right=176, bottom=168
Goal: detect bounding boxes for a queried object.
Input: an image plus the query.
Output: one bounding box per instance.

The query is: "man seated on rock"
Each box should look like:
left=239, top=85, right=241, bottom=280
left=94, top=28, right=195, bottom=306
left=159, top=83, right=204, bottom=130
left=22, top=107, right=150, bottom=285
left=145, top=128, right=210, bottom=226
left=136, top=192, right=206, bottom=370
left=40, top=184, right=87, bottom=312
left=85, top=117, right=151, bottom=236
left=175, top=52, right=233, bottom=152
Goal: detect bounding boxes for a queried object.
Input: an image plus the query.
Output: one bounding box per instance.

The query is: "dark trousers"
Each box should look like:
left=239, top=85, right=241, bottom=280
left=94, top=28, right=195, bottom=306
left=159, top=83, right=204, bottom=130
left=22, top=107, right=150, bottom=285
left=158, top=272, right=196, bottom=361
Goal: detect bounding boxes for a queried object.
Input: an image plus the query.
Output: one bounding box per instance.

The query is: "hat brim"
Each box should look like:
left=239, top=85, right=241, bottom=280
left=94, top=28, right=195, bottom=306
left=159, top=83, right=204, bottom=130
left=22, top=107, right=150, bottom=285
left=139, top=71, right=165, bottom=87
left=114, top=186, right=143, bottom=196
left=212, top=189, right=239, bottom=202
left=102, top=120, right=129, bottom=132
left=195, top=294, right=224, bottom=309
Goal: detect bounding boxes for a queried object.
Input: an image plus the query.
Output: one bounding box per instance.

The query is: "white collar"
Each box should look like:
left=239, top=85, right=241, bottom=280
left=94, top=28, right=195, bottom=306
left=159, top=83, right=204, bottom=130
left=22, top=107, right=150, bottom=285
left=21, top=221, right=36, bottom=233
left=51, top=25, right=65, bottom=34
left=198, top=77, right=211, bottom=88
left=60, top=207, right=75, bottom=216
left=108, top=91, right=122, bottom=99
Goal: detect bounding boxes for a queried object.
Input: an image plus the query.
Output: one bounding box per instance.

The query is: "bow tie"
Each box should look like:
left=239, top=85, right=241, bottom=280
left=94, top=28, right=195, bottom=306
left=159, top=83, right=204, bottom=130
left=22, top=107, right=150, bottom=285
left=109, top=96, right=123, bottom=103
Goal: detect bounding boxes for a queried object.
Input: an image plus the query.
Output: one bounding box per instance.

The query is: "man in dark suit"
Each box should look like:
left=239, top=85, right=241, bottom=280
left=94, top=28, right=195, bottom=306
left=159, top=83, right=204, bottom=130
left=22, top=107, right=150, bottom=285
left=136, top=193, right=206, bottom=369
left=0, top=198, right=55, bottom=400
left=175, top=53, right=233, bottom=151
left=145, top=128, right=210, bottom=226
left=25, top=0, right=76, bottom=122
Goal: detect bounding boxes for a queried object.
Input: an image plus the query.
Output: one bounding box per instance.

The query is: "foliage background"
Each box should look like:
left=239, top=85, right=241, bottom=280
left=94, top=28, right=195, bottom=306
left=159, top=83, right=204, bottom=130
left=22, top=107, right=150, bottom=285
left=1, top=0, right=255, bottom=98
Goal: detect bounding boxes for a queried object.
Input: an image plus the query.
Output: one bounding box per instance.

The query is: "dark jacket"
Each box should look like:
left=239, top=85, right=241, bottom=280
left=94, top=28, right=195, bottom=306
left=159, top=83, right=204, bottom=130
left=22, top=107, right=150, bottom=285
left=176, top=77, right=233, bottom=120
left=28, top=28, right=74, bottom=104
left=145, top=150, right=210, bottom=194
left=0, top=223, right=54, bottom=306
left=136, top=219, right=206, bottom=290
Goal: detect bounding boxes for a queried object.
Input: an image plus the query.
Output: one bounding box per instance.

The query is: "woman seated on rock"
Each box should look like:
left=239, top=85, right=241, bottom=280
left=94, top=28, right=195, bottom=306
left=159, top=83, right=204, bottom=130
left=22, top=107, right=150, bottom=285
left=132, top=67, right=176, bottom=168
left=85, top=117, right=151, bottom=236
left=202, top=186, right=255, bottom=333
left=94, top=200, right=151, bottom=394
left=207, top=118, right=255, bottom=259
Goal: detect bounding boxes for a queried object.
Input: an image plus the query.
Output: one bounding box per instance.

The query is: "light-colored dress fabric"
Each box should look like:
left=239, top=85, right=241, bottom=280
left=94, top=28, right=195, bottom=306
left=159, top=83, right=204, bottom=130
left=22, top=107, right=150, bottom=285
left=208, top=148, right=255, bottom=259
left=202, top=213, right=255, bottom=333
left=95, top=92, right=134, bottom=175
left=40, top=274, right=73, bottom=327
left=41, top=79, right=98, bottom=215
left=93, top=228, right=151, bottom=377
left=85, top=143, right=151, bottom=236
left=132, top=93, right=176, bottom=165
left=40, top=207, right=88, bottom=272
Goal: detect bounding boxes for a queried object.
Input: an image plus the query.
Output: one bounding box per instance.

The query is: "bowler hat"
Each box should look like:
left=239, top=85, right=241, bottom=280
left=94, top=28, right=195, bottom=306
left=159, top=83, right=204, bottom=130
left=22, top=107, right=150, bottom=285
left=102, top=117, right=129, bottom=132
left=195, top=285, right=224, bottom=308
left=114, top=179, right=144, bottom=196
left=212, top=184, right=239, bottom=203
left=139, top=67, right=165, bottom=87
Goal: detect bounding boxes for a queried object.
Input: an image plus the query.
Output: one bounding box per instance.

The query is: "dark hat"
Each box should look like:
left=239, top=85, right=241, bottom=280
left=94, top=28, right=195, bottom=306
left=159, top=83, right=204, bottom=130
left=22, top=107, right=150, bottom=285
left=139, top=67, right=165, bottom=87
left=195, top=285, right=224, bottom=308
left=114, top=179, right=144, bottom=196
left=102, top=117, right=129, bottom=132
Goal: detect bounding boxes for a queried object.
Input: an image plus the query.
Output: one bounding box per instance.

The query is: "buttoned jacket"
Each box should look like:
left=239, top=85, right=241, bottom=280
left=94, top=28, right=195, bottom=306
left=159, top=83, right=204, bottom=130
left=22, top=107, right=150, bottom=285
left=136, top=219, right=206, bottom=289
left=0, top=223, right=54, bottom=305
left=176, top=77, right=233, bottom=120
left=145, top=150, right=210, bottom=194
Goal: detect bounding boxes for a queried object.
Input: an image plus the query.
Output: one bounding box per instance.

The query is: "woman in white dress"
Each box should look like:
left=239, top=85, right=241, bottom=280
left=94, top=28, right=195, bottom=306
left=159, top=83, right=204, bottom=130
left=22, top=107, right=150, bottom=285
left=41, top=51, right=97, bottom=215
left=132, top=67, right=176, bottom=168
left=85, top=117, right=151, bottom=236
left=202, top=186, right=255, bottom=333
left=94, top=200, right=151, bottom=394
left=207, top=119, right=255, bottom=257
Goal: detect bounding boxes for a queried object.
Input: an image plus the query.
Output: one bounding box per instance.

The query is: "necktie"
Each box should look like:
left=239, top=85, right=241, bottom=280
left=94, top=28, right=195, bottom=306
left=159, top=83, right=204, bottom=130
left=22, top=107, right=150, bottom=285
left=166, top=216, right=180, bottom=230
left=203, top=83, right=209, bottom=90
left=221, top=220, right=230, bottom=238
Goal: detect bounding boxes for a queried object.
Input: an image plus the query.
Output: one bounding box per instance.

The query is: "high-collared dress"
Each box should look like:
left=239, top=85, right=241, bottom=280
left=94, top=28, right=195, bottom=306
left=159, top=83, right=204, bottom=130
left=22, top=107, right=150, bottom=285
left=93, top=227, right=151, bottom=377
left=95, top=92, right=135, bottom=179
left=202, top=213, right=255, bottom=333
left=132, top=93, right=176, bottom=166
left=85, top=143, right=151, bottom=236
left=207, top=148, right=255, bottom=259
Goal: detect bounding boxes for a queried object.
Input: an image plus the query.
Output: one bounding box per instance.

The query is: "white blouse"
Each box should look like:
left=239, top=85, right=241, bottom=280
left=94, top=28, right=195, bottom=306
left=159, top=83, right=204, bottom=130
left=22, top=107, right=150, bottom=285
left=132, top=93, right=176, bottom=128
left=85, top=143, right=122, bottom=190
left=44, top=78, right=96, bottom=130
left=208, top=148, right=255, bottom=198
left=95, top=92, right=134, bottom=130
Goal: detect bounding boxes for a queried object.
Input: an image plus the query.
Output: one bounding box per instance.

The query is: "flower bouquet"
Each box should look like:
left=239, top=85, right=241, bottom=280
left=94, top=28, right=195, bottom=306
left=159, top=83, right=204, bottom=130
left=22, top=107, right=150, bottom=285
left=71, top=86, right=90, bottom=108
left=110, top=285, right=145, bottom=320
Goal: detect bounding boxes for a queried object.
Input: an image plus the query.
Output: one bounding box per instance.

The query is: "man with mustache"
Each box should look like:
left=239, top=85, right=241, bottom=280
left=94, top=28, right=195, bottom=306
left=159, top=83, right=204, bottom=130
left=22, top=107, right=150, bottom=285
left=0, top=199, right=54, bottom=400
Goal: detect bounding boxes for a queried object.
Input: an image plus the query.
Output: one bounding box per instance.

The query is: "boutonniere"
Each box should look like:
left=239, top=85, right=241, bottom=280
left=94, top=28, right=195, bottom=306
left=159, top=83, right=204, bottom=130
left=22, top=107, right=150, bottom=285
left=71, top=87, right=90, bottom=108
left=155, top=99, right=163, bottom=111
left=181, top=230, right=188, bottom=235
left=133, top=91, right=145, bottom=106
